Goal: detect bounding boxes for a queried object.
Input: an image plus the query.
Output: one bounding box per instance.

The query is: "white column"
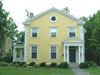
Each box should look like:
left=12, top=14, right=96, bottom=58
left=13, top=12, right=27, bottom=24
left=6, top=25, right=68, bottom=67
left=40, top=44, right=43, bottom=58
left=20, top=50, right=23, bottom=58
left=82, top=46, right=84, bottom=62
left=13, top=47, right=16, bottom=62
left=78, top=46, right=80, bottom=64
left=67, top=46, right=69, bottom=64
left=64, top=46, right=66, bottom=62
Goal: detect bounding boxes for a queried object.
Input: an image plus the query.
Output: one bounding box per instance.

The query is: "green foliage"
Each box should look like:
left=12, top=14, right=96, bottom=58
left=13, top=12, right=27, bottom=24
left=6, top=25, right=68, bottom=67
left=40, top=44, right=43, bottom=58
left=80, top=62, right=89, bottom=68
left=62, top=6, right=70, bottom=14
left=4, top=52, right=13, bottom=63
left=34, top=64, right=39, bottom=68
left=39, top=62, right=46, bottom=67
left=0, top=62, right=8, bottom=66
left=14, top=63, right=19, bottom=67
left=50, top=63, right=57, bottom=67
left=58, top=62, right=69, bottom=68
left=23, top=63, right=27, bottom=67
left=8, top=63, right=14, bottom=66
left=29, top=62, right=35, bottom=66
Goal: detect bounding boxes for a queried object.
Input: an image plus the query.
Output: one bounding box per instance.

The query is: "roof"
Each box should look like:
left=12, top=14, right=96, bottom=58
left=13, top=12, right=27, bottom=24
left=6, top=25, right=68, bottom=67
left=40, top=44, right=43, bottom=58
left=23, top=7, right=85, bottom=26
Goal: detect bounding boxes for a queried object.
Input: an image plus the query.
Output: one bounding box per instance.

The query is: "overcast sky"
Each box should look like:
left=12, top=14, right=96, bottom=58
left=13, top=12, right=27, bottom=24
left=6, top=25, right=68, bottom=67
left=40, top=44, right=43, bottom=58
left=2, top=0, right=100, bottom=31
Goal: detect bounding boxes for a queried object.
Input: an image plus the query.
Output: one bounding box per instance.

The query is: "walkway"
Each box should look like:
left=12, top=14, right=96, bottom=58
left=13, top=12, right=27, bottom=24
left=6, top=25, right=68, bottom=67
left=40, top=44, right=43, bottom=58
left=71, top=67, right=89, bottom=75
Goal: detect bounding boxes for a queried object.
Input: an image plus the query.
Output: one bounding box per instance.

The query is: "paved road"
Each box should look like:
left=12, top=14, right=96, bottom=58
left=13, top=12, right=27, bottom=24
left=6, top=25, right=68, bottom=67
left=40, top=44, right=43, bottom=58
left=71, top=67, right=89, bottom=75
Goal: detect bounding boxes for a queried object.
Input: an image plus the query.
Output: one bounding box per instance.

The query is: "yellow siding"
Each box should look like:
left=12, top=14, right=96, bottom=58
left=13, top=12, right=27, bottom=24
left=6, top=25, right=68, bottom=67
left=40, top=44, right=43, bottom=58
left=27, top=11, right=80, bottom=64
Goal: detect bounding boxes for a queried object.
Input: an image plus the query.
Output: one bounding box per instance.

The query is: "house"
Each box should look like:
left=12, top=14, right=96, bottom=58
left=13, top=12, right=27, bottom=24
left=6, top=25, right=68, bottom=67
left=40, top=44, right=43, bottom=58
left=13, top=7, right=85, bottom=65
left=0, top=37, right=12, bottom=56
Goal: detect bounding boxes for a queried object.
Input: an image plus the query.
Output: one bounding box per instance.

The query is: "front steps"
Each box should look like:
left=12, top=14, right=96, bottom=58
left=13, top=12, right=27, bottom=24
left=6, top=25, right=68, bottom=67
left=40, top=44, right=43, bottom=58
left=69, top=63, right=79, bottom=68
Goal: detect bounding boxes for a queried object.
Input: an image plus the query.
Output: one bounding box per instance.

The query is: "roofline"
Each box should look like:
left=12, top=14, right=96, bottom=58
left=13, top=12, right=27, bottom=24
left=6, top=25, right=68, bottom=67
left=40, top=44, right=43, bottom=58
left=23, top=7, right=85, bottom=26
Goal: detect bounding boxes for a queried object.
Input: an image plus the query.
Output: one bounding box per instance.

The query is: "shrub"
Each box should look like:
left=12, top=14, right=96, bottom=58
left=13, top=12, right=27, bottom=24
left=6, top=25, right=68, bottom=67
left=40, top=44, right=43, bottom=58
left=29, top=62, right=35, bottom=66
left=8, top=63, right=13, bottom=66
left=40, top=62, right=46, bottom=67
left=20, top=62, right=26, bottom=66
left=92, top=63, right=98, bottom=67
left=15, top=63, right=19, bottom=67
left=23, top=63, right=27, bottom=67
left=50, top=63, right=57, bottom=67
left=34, top=64, right=39, bottom=68
left=80, top=62, right=89, bottom=68
left=4, top=52, right=13, bottom=63
left=88, top=61, right=98, bottom=67
left=58, top=62, right=68, bottom=68
left=0, top=62, right=8, bottom=66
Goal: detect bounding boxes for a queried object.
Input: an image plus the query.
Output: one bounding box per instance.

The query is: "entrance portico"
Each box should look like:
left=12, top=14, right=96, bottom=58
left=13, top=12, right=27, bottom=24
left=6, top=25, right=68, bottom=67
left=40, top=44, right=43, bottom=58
left=63, top=40, right=85, bottom=64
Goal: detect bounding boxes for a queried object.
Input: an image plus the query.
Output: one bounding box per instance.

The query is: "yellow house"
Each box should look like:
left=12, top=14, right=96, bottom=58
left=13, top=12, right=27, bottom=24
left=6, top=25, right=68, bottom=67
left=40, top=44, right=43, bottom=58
left=13, top=7, right=85, bottom=65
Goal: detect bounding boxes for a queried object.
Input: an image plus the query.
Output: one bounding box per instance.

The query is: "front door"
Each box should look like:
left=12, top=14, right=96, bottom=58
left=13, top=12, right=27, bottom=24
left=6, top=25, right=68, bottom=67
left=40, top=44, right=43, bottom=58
left=69, top=48, right=76, bottom=62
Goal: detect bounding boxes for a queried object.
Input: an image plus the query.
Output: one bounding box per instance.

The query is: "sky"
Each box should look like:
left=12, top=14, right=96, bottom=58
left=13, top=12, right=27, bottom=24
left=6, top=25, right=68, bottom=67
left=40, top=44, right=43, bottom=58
left=2, top=0, right=100, bottom=31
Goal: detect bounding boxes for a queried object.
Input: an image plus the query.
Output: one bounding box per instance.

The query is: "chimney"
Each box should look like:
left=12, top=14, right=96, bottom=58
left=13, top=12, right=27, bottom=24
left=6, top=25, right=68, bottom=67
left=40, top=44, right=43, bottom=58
left=30, top=12, right=34, bottom=19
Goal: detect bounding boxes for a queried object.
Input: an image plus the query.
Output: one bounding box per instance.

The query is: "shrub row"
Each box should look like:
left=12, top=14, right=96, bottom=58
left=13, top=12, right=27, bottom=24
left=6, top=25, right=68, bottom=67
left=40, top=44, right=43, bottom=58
left=0, top=62, right=69, bottom=68
left=80, top=61, right=98, bottom=68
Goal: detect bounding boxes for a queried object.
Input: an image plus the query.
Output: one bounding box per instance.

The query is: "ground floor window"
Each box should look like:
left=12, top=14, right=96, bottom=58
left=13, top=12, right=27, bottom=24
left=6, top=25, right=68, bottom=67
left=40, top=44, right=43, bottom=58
left=31, top=45, right=38, bottom=59
left=50, top=45, right=57, bottom=59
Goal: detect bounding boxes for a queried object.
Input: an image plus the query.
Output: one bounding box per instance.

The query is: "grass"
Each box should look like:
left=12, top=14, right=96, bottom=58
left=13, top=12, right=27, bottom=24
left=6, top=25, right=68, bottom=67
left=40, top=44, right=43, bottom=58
left=0, top=67, right=75, bottom=75
left=84, top=67, right=100, bottom=75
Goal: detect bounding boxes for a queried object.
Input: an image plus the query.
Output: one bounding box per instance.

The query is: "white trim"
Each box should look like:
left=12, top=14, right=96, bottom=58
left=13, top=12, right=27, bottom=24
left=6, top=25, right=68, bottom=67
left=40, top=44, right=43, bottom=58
left=79, top=26, right=84, bottom=40
left=50, top=27, right=58, bottom=38
left=64, top=46, right=66, bottom=62
left=50, top=15, right=58, bottom=23
left=67, top=46, right=69, bottom=63
left=31, top=27, right=38, bottom=38
left=30, top=45, right=38, bottom=59
left=50, top=44, right=58, bottom=60
left=78, top=46, right=80, bottom=64
left=23, top=7, right=85, bottom=26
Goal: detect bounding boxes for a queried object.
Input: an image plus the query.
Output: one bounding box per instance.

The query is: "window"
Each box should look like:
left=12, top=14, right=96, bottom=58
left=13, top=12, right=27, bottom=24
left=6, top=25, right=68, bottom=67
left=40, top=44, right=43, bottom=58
left=50, top=45, right=57, bottom=59
left=50, top=16, right=57, bottom=22
left=50, top=28, right=57, bottom=37
left=68, top=27, right=77, bottom=38
left=31, top=45, right=38, bottom=59
left=31, top=27, right=38, bottom=37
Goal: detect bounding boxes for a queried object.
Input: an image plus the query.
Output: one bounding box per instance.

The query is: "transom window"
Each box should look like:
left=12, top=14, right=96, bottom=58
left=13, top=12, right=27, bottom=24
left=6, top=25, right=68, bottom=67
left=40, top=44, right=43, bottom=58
left=68, top=27, right=77, bottom=38
left=31, top=27, right=38, bottom=37
left=31, top=45, right=38, bottom=59
left=50, top=45, right=57, bottom=59
left=50, top=28, right=57, bottom=37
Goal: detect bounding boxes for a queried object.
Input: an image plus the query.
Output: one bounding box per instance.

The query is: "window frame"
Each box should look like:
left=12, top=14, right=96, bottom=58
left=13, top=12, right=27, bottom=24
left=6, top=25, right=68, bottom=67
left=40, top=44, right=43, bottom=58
left=50, top=27, right=58, bottom=38
left=30, top=45, right=38, bottom=59
left=50, top=16, right=57, bottom=23
left=50, top=45, right=58, bottom=60
left=31, top=27, right=38, bottom=38
left=68, top=27, right=77, bottom=38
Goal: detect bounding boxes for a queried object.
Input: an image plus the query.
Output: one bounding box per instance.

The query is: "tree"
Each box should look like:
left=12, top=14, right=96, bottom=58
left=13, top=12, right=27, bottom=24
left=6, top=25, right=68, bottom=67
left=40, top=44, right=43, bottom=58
left=0, top=0, right=18, bottom=48
left=62, top=6, right=70, bottom=14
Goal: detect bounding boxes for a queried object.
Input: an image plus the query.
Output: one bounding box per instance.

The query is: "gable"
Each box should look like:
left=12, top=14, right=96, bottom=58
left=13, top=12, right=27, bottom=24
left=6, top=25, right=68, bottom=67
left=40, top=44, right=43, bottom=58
left=23, top=7, right=85, bottom=26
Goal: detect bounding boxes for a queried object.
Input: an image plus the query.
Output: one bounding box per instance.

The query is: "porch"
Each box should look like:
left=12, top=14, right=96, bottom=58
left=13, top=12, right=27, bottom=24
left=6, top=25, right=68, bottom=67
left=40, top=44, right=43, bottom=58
left=13, top=44, right=24, bottom=62
left=63, top=39, right=85, bottom=64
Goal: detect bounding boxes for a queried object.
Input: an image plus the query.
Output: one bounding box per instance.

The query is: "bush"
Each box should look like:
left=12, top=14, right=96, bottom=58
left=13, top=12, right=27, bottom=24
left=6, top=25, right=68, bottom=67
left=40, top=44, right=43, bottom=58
left=34, top=64, right=39, bottom=68
left=0, top=62, right=8, bottom=66
left=80, top=62, right=89, bottom=68
left=4, top=52, right=13, bottom=63
left=50, top=63, right=57, bottom=67
left=20, top=62, right=26, bottom=66
left=15, top=63, right=19, bottom=67
left=92, top=63, right=98, bottom=67
left=58, top=62, right=68, bottom=68
left=8, top=63, right=13, bottom=66
left=23, top=63, right=27, bottom=67
left=40, top=62, right=46, bottom=67
left=88, top=61, right=98, bottom=67
left=29, top=62, right=35, bottom=66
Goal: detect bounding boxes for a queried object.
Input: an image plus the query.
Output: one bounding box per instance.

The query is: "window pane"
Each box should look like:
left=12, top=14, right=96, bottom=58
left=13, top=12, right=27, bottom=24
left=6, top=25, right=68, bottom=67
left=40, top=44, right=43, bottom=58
left=31, top=46, right=37, bottom=59
left=69, top=32, right=75, bottom=37
left=32, top=28, right=37, bottom=33
left=32, top=53, right=37, bottom=58
left=32, top=33, right=37, bottom=37
left=51, top=53, right=56, bottom=58
left=51, top=33, right=56, bottom=37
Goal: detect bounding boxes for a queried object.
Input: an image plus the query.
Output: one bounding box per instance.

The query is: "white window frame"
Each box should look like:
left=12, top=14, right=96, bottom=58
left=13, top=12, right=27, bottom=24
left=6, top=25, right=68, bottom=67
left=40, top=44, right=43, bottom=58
left=30, top=45, right=38, bottom=59
left=50, top=45, right=58, bottom=59
left=31, top=27, right=38, bottom=38
left=50, top=27, right=58, bottom=38
left=50, top=15, right=57, bottom=23
left=68, top=27, right=77, bottom=38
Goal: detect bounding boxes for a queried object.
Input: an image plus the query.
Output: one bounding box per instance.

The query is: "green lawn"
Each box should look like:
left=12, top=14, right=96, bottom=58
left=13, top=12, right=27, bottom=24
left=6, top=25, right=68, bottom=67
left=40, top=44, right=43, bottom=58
left=0, top=67, right=75, bottom=75
left=84, top=67, right=100, bottom=75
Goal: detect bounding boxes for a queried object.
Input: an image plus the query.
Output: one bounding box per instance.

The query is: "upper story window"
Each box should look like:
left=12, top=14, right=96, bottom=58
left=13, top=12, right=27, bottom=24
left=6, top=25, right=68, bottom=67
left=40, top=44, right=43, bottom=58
left=50, top=45, right=57, bottom=59
left=50, top=27, right=57, bottom=37
left=68, top=27, right=77, bottom=38
left=31, top=27, right=38, bottom=37
left=50, top=16, right=57, bottom=22
left=31, top=45, right=38, bottom=59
